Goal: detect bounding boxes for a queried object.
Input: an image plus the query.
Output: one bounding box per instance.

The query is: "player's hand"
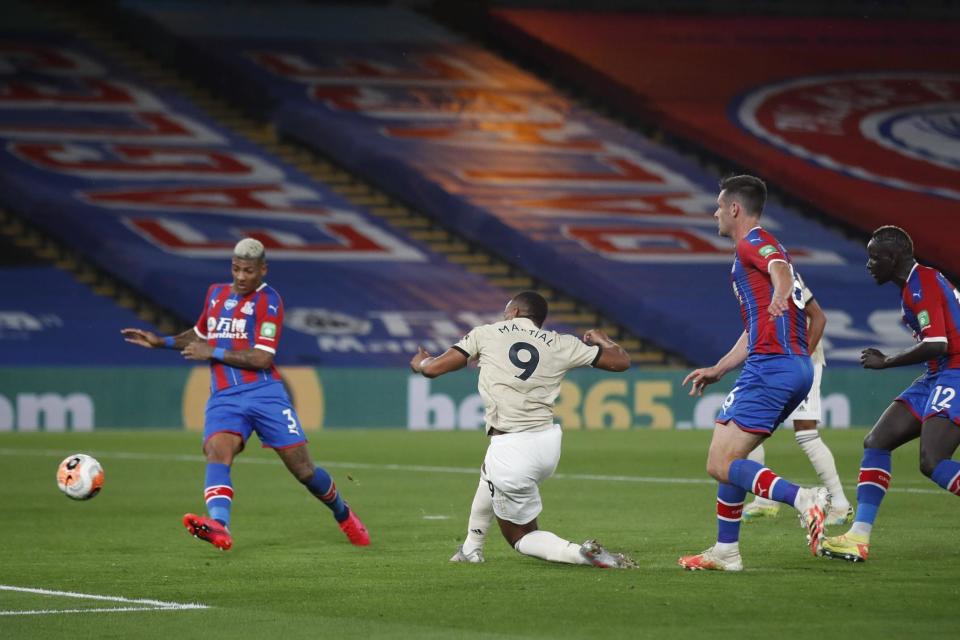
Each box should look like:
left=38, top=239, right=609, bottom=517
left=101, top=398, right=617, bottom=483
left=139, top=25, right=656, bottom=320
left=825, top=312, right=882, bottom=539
left=683, top=366, right=720, bottom=396
left=860, top=347, right=888, bottom=369
left=583, top=329, right=611, bottom=346
left=121, top=328, right=161, bottom=348
left=768, top=294, right=790, bottom=318
left=410, top=345, right=432, bottom=373
left=181, top=342, right=213, bottom=361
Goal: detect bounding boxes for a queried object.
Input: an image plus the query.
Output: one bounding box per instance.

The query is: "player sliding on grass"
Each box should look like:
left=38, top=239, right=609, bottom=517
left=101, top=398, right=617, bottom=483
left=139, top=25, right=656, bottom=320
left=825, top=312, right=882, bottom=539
left=679, top=175, right=829, bottom=572
left=410, top=291, right=636, bottom=569
left=122, top=238, right=368, bottom=551
left=820, top=226, right=960, bottom=563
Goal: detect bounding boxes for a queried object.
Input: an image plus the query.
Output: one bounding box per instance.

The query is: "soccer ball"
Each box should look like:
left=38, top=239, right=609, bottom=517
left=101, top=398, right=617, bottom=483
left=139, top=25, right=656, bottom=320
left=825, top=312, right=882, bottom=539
left=56, top=454, right=104, bottom=500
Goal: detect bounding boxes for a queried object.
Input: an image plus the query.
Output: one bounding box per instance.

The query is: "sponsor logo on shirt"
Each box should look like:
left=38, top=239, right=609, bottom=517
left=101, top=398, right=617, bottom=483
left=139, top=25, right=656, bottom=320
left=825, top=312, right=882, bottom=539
left=260, top=322, right=277, bottom=339
left=207, top=317, right=248, bottom=340
left=759, top=245, right=778, bottom=258
left=917, top=310, right=930, bottom=329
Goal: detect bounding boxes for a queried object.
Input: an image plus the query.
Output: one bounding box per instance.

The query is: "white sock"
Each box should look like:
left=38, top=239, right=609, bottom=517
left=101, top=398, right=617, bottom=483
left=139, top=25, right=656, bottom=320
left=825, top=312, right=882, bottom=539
left=713, top=541, right=740, bottom=556
left=514, top=530, right=590, bottom=565
left=746, top=444, right=778, bottom=508
left=850, top=522, right=872, bottom=538
left=795, top=430, right=849, bottom=508
left=461, top=479, right=494, bottom=555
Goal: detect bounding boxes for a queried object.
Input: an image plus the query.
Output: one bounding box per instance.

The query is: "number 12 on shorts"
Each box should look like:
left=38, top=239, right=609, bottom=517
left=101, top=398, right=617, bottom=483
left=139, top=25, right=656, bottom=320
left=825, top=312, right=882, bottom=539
left=931, top=385, right=955, bottom=412
left=282, top=408, right=300, bottom=435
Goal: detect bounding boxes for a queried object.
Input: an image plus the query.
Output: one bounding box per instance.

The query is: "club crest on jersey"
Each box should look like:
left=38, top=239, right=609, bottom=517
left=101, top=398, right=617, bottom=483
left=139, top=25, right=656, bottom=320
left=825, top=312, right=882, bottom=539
left=224, top=299, right=238, bottom=311
left=241, top=301, right=254, bottom=315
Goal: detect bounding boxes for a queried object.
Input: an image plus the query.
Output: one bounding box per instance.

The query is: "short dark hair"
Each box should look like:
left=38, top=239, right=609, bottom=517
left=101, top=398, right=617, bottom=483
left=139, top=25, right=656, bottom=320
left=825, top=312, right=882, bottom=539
left=871, top=225, right=914, bottom=257
left=720, top=175, right=767, bottom=216
left=511, top=291, right=548, bottom=327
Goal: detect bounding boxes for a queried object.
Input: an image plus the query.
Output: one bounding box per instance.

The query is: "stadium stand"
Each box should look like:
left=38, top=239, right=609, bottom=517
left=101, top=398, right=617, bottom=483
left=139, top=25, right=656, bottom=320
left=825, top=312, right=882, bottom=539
left=488, top=10, right=960, bottom=281
left=0, top=217, right=163, bottom=365
left=0, top=19, right=528, bottom=367
left=113, top=1, right=909, bottom=366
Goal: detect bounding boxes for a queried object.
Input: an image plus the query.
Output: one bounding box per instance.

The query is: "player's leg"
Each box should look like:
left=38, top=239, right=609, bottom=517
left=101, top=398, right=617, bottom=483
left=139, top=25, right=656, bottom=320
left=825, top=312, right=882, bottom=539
left=787, top=362, right=852, bottom=523
left=273, top=444, right=369, bottom=546
left=682, top=358, right=827, bottom=570
left=920, top=416, right=960, bottom=492
left=918, top=372, right=960, bottom=495
left=183, top=395, right=250, bottom=550
left=794, top=419, right=852, bottom=524
left=679, top=423, right=762, bottom=571
left=821, top=399, right=920, bottom=562
left=742, top=442, right=781, bottom=521
left=451, top=471, right=494, bottom=563
left=486, top=426, right=634, bottom=568
left=252, top=382, right=369, bottom=545
left=202, top=432, right=244, bottom=526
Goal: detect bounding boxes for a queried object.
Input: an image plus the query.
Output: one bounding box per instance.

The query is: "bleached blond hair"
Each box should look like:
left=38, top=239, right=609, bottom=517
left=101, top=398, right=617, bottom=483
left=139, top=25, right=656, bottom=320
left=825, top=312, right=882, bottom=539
left=233, top=237, right=265, bottom=262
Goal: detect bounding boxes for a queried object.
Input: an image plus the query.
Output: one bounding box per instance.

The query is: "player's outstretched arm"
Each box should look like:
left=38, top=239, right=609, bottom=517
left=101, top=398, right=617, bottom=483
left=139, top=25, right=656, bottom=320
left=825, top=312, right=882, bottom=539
left=410, top=346, right=468, bottom=379
left=121, top=327, right=197, bottom=349
left=861, top=341, right=946, bottom=369
left=583, top=329, right=630, bottom=371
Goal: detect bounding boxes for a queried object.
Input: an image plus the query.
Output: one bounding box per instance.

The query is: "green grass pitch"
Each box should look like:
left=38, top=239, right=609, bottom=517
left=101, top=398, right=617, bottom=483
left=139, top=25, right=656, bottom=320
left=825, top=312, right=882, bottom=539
left=1, top=428, right=958, bottom=639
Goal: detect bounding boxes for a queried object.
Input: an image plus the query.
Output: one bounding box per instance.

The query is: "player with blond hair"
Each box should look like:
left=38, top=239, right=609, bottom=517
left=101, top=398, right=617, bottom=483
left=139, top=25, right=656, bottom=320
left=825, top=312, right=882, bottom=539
left=122, top=238, right=369, bottom=550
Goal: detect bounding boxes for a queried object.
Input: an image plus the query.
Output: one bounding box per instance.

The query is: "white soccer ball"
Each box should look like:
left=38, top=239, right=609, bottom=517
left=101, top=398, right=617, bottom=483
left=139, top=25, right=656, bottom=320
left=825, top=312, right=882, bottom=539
left=56, top=454, right=104, bottom=500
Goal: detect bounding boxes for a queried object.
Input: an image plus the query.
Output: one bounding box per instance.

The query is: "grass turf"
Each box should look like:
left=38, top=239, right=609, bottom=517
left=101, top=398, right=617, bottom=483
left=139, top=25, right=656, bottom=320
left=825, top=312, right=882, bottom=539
left=1, top=428, right=957, bottom=639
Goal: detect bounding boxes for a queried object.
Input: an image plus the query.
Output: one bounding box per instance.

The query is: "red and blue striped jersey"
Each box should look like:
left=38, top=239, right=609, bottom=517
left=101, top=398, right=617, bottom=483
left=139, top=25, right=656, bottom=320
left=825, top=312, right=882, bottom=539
left=731, top=227, right=808, bottom=356
left=193, top=282, right=283, bottom=393
left=900, top=264, right=960, bottom=374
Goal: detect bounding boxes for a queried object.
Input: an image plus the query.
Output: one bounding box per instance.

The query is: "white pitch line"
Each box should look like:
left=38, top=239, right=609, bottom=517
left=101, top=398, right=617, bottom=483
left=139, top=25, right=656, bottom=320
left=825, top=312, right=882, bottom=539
left=0, top=585, right=209, bottom=613
left=0, top=607, right=184, bottom=616
left=0, top=447, right=946, bottom=494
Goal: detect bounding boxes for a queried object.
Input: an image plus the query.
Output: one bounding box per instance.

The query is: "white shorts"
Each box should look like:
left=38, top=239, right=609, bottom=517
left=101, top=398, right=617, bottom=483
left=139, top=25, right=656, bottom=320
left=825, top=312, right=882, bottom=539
left=481, top=424, right=562, bottom=525
left=787, top=362, right=822, bottom=424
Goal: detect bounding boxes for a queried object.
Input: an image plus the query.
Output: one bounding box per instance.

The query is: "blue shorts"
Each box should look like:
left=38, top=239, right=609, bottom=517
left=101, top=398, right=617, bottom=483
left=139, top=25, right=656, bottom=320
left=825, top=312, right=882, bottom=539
left=717, top=354, right=813, bottom=435
left=897, top=369, right=960, bottom=425
left=204, top=380, right=307, bottom=450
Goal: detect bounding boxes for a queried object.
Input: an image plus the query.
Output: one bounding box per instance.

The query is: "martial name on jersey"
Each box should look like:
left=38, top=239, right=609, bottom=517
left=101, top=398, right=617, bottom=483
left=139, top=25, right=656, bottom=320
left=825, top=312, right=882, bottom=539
left=455, top=317, right=602, bottom=435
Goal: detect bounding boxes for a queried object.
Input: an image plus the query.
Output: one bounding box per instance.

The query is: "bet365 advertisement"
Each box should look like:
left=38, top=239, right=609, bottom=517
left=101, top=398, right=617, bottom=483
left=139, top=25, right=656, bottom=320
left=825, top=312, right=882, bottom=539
left=0, top=366, right=918, bottom=432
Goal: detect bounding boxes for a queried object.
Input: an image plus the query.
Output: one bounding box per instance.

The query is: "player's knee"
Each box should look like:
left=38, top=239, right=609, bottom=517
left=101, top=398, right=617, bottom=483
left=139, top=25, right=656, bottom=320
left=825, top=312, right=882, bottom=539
left=918, top=449, right=942, bottom=478
left=292, top=465, right=316, bottom=484
left=705, top=458, right=728, bottom=483
left=862, top=431, right=881, bottom=450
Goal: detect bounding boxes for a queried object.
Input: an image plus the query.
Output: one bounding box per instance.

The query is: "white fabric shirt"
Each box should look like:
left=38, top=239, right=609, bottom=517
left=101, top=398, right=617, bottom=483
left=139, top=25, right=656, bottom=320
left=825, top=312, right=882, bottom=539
left=795, top=275, right=826, bottom=367
left=454, top=317, right=601, bottom=434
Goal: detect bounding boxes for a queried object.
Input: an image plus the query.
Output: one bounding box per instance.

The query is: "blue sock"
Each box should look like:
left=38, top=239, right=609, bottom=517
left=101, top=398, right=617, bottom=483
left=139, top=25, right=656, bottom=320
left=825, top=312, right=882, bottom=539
left=204, top=462, right=233, bottom=527
left=304, top=467, right=349, bottom=522
left=716, top=483, right=746, bottom=543
left=728, top=459, right=800, bottom=506
left=855, top=448, right=892, bottom=525
left=931, top=459, right=960, bottom=496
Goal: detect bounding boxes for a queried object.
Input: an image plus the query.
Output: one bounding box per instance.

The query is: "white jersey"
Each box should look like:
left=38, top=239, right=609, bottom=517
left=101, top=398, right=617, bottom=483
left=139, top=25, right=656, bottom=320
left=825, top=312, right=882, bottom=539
left=796, top=278, right=825, bottom=367
left=454, top=317, right=601, bottom=434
